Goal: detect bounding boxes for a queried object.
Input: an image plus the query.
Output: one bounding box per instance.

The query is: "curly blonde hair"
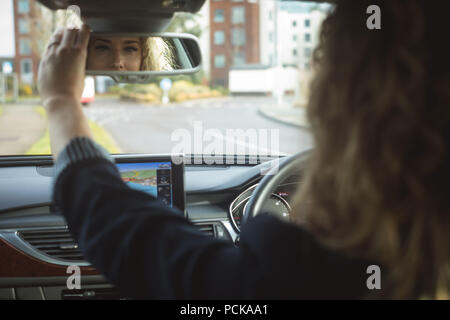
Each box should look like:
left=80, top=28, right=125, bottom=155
left=140, top=37, right=175, bottom=71
left=292, top=0, right=450, bottom=299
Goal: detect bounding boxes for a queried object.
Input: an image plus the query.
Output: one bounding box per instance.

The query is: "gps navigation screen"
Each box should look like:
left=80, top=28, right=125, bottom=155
left=117, top=162, right=173, bottom=207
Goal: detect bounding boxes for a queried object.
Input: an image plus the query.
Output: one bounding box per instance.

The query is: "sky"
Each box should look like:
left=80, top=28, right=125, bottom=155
left=0, top=0, right=15, bottom=57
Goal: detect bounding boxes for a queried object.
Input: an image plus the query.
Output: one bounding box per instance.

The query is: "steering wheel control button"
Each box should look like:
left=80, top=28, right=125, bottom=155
left=234, top=236, right=240, bottom=247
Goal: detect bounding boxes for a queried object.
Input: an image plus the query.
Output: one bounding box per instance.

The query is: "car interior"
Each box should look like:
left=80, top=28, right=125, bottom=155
left=0, top=0, right=321, bottom=300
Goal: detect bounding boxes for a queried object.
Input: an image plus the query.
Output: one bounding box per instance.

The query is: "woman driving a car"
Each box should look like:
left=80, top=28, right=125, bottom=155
left=38, top=0, right=449, bottom=299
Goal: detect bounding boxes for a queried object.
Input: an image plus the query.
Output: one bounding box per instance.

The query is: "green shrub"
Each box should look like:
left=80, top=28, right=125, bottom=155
left=19, top=84, right=33, bottom=96
left=119, top=84, right=163, bottom=103
left=108, top=85, right=122, bottom=94
left=118, top=80, right=222, bottom=104
left=169, top=80, right=223, bottom=102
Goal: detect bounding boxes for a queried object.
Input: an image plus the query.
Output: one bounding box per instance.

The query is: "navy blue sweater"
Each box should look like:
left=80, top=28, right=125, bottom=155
left=54, top=158, right=375, bottom=299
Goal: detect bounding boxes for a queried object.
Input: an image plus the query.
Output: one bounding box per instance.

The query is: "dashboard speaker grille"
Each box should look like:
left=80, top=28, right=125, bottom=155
left=19, top=223, right=220, bottom=262
left=19, top=228, right=85, bottom=262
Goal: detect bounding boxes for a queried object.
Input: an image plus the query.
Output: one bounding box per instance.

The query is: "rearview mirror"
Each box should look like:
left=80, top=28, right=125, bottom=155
left=85, top=32, right=202, bottom=83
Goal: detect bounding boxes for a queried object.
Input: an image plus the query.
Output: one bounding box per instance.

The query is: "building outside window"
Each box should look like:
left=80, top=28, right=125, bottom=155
left=18, top=19, right=29, bottom=34
left=18, top=0, right=30, bottom=14
left=233, top=51, right=246, bottom=66
left=214, top=55, right=226, bottom=68
left=19, top=38, right=31, bottom=55
left=20, top=58, right=33, bottom=84
left=214, top=31, right=225, bottom=45
left=231, top=28, right=246, bottom=46
left=231, top=6, right=245, bottom=24
left=304, top=33, right=311, bottom=42
left=304, top=47, right=312, bottom=59
left=21, top=59, right=32, bottom=74
left=214, top=9, right=224, bottom=23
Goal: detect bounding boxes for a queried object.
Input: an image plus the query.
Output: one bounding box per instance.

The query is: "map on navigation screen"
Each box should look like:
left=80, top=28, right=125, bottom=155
left=117, top=162, right=173, bottom=207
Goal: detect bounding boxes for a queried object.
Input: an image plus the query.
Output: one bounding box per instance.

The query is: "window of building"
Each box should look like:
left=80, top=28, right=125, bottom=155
left=269, top=10, right=273, bottom=20
left=19, top=38, right=31, bottom=55
left=304, top=47, right=312, bottom=58
left=304, top=33, right=311, bottom=42
left=214, top=55, right=226, bottom=68
left=18, top=0, right=30, bottom=14
left=293, top=49, right=298, bottom=56
left=231, top=6, right=245, bottom=24
left=233, top=51, right=246, bottom=66
left=21, top=59, right=32, bottom=74
left=269, top=31, right=273, bottom=42
left=214, top=31, right=225, bottom=45
left=293, top=34, right=298, bottom=41
left=305, top=19, right=311, bottom=27
left=231, top=28, right=246, bottom=46
left=214, top=9, right=224, bottom=22
left=293, top=20, right=297, bottom=27
left=18, top=19, right=29, bottom=34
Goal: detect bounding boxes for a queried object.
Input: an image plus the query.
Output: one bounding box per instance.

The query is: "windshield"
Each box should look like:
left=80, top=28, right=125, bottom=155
left=0, top=0, right=331, bottom=158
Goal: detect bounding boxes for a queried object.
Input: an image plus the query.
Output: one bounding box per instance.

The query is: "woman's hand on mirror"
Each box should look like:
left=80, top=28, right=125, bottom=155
left=38, top=24, right=91, bottom=108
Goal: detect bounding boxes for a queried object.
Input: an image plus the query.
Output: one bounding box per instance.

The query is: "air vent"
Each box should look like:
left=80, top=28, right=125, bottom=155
left=195, top=223, right=215, bottom=237
left=19, top=228, right=85, bottom=262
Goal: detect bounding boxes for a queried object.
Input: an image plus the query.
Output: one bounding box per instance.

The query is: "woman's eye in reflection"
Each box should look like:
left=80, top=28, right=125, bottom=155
left=124, top=46, right=139, bottom=53
left=95, top=45, right=110, bottom=52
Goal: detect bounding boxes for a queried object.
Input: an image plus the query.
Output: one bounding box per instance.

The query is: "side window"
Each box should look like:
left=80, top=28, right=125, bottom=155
left=214, top=31, right=225, bottom=45
left=18, top=19, right=30, bottom=34
left=231, top=6, right=245, bottom=24
left=214, top=9, right=224, bottom=23
left=18, top=0, right=30, bottom=14
left=232, top=51, right=246, bottom=66
left=214, top=55, right=226, bottom=68
left=19, top=38, right=31, bottom=55
left=231, top=28, right=245, bottom=46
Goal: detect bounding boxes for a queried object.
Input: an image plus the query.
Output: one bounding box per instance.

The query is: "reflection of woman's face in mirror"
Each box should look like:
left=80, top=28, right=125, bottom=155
left=86, top=37, right=142, bottom=71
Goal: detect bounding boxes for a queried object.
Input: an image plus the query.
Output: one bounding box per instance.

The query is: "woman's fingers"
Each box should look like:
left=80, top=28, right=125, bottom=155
left=45, top=28, right=64, bottom=55
left=60, top=28, right=79, bottom=49
left=75, top=24, right=91, bottom=49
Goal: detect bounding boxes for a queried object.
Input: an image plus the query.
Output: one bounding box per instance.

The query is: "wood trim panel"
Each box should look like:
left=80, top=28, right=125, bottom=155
left=0, top=238, right=98, bottom=277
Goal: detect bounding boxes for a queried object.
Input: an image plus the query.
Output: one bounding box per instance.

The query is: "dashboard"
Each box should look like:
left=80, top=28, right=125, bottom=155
left=0, top=154, right=300, bottom=300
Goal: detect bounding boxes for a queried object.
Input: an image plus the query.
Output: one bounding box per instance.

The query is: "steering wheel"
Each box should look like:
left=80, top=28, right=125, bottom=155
left=242, top=149, right=312, bottom=225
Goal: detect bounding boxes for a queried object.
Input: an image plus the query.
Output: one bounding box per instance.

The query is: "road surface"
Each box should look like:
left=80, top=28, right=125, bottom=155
left=83, top=96, right=313, bottom=156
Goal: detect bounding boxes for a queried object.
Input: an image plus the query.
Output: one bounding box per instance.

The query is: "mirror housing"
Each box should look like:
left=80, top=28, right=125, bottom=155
left=37, top=0, right=206, bottom=33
